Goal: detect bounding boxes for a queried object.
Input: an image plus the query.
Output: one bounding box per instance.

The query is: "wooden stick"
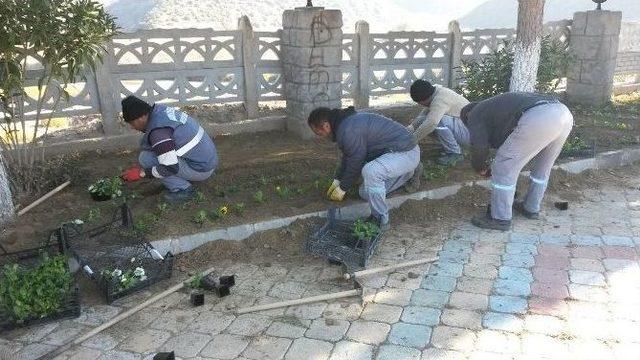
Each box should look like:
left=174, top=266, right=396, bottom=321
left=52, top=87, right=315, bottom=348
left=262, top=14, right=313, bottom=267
left=343, top=257, right=438, bottom=280
left=18, top=180, right=70, bottom=216
left=236, top=289, right=361, bottom=315
left=41, top=267, right=217, bottom=360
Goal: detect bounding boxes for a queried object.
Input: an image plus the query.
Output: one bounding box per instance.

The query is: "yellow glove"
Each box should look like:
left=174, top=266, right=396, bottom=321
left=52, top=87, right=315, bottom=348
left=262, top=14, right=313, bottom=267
left=326, top=179, right=340, bottom=198
left=328, top=186, right=346, bottom=202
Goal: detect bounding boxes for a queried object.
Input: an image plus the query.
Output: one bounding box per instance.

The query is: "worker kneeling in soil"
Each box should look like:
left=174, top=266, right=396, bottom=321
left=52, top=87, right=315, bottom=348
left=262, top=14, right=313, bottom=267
left=460, top=92, right=574, bottom=231
left=408, top=79, right=470, bottom=166
left=308, top=106, right=421, bottom=231
left=120, top=95, right=218, bottom=203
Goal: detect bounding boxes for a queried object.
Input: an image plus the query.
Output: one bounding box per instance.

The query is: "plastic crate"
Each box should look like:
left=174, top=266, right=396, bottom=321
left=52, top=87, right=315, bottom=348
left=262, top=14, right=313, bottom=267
left=307, top=208, right=383, bottom=271
left=62, top=204, right=174, bottom=303
left=0, top=234, right=80, bottom=331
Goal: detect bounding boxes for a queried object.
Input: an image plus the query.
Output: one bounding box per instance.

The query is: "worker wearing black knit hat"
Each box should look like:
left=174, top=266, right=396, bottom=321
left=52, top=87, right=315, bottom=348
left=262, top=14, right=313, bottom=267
left=408, top=79, right=470, bottom=166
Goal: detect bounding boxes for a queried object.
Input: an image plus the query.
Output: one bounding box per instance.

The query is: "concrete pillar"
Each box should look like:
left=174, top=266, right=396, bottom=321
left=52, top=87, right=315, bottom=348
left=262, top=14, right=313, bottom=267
left=239, top=16, right=260, bottom=119
left=354, top=21, right=370, bottom=109
left=566, top=10, right=622, bottom=105
left=282, top=6, right=343, bottom=139
left=448, top=20, right=463, bottom=89
left=95, top=46, right=121, bottom=135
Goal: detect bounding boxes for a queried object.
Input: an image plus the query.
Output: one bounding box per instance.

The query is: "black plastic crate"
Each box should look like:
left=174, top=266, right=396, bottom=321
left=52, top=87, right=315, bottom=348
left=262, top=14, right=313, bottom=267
left=307, top=208, right=383, bottom=271
left=62, top=204, right=174, bottom=303
left=0, top=234, right=80, bottom=330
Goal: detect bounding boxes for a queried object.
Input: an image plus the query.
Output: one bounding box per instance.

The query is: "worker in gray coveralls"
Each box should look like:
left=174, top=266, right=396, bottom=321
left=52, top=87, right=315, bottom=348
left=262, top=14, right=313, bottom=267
left=307, top=106, right=421, bottom=231
left=408, top=79, right=470, bottom=166
left=460, top=92, right=573, bottom=231
left=120, top=95, right=219, bottom=203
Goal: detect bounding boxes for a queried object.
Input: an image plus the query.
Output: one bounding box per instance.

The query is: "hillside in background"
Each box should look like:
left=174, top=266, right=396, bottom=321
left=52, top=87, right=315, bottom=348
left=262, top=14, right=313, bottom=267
left=100, top=0, right=639, bottom=33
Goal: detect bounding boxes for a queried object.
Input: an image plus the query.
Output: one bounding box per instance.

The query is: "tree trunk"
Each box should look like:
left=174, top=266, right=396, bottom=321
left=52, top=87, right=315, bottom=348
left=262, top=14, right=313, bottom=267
left=510, top=0, right=545, bottom=92
left=0, top=154, right=15, bottom=229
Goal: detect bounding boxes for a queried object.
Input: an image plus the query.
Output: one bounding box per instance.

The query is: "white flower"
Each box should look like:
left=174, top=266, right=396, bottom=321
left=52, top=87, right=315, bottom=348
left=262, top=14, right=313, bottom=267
left=134, top=267, right=145, bottom=277
left=140, top=275, right=147, bottom=281
left=73, top=219, right=84, bottom=225
left=111, top=269, right=122, bottom=277
left=121, top=276, right=128, bottom=283
left=88, top=185, right=94, bottom=191
left=130, top=257, right=136, bottom=263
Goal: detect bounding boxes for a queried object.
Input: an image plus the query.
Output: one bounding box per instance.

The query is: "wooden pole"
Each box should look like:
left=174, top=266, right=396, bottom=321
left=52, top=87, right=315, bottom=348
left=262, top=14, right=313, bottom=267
left=236, top=289, right=361, bottom=315
left=41, top=267, right=217, bottom=359
left=343, top=257, right=438, bottom=280
left=18, top=180, right=71, bottom=216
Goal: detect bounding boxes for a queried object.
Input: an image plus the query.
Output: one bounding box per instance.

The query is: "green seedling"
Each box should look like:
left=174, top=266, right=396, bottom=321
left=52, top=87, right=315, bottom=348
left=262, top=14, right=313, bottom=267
left=192, top=209, right=208, bottom=226
left=87, top=207, right=101, bottom=223
left=194, top=191, right=206, bottom=203
left=423, top=164, right=449, bottom=181
left=562, top=136, right=589, bottom=153
left=227, top=185, right=240, bottom=194
left=101, top=266, right=147, bottom=293
left=258, top=175, right=269, bottom=186
left=87, top=176, right=123, bottom=199
left=234, top=203, right=246, bottom=216
left=352, top=219, right=380, bottom=241
left=133, top=213, right=160, bottom=234
left=186, top=272, right=204, bottom=289
left=214, top=186, right=226, bottom=198
left=253, top=190, right=266, bottom=203
left=0, top=254, right=73, bottom=322
left=275, top=185, right=292, bottom=199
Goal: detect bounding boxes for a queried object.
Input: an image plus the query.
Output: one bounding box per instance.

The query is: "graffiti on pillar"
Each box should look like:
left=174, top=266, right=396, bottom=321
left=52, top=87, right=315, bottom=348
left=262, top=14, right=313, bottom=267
left=308, top=12, right=332, bottom=106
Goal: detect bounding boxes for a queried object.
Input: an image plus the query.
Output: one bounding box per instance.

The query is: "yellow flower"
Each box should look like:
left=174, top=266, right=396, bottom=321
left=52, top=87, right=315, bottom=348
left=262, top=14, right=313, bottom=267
left=219, top=206, right=228, bottom=215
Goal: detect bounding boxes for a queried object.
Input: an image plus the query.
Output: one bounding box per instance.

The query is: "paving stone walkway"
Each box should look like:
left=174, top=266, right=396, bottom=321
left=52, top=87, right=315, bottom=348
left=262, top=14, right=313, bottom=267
left=3, top=184, right=640, bottom=359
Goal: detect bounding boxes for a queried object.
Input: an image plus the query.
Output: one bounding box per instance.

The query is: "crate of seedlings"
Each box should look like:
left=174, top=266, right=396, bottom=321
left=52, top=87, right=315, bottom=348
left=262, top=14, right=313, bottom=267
left=307, top=208, right=383, bottom=270
left=62, top=204, right=174, bottom=303
left=0, top=233, right=80, bottom=331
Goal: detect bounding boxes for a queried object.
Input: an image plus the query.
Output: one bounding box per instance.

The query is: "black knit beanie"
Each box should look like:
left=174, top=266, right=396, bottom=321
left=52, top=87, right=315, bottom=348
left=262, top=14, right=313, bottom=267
left=410, top=79, right=435, bottom=102
left=121, top=95, right=152, bottom=122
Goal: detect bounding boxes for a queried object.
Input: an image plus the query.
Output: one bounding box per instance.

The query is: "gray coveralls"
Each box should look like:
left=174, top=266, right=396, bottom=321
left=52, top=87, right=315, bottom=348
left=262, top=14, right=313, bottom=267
left=467, top=93, right=574, bottom=221
left=434, top=115, right=470, bottom=155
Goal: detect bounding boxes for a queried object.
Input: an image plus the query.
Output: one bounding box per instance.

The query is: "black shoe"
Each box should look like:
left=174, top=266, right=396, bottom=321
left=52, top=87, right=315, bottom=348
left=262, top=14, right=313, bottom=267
left=163, top=186, right=196, bottom=204
left=513, top=201, right=539, bottom=220
left=471, top=213, right=511, bottom=231
left=404, top=162, right=423, bottom=193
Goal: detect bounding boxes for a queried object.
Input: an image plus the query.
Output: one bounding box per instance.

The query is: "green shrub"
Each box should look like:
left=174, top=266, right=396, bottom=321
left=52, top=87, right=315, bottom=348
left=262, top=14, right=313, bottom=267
left=458, top=36, right=574, bottom=100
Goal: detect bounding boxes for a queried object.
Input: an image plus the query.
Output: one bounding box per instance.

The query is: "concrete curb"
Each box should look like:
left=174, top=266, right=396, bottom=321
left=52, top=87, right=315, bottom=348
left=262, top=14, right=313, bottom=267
left=151, top=146, right=640, bottom=256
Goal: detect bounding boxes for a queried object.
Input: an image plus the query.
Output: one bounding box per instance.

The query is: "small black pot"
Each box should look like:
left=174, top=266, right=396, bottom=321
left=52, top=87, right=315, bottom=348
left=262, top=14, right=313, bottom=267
left=214, top=285, right=230, bottom=298
left=90, top=192, right=112, bottom=202
left=190, top=290, right=204, bottom=306
left=219, top=275, right=236, bottom=288
left=554, top=201, right=569, bottom=211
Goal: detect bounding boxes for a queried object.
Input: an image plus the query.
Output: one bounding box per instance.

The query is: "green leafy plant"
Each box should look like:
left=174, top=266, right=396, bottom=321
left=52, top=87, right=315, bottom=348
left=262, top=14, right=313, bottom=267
left=210, top=205, right=229, bottom=219
left=87, top=177, right=123, bottom=199
left=86, top=207, right=101, bottom=223
left=253, top=190, right=266, bottom=204
left=133, top=212, right=159, bottom=234
left=562, top=136, right=589, bottom=153
left=258, top=175, right=269, bottom=186
left=0, top=0, right=118, bottom=196
left=352, top=219, right=380, bottom=241
left=458, top=36, right=574, bottom=100
left=423, top=164, right=449, bottom=181
left=234, top=203, right=246, bottom=216
left=275, top=185, right=292, bottom=200
left=101, top=266, right=147, bottom=293
left=0, top=253, right=73, bottom=323
left=192, top=209, right=208, bottom=226
left=186, top=272, right=204, bottom=289
left=194, top=191, right=206, bottom=203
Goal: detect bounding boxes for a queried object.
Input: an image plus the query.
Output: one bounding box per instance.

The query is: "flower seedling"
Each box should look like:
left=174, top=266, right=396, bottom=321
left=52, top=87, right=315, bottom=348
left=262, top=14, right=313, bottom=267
left=186, top=272, right=204, bottom=289
left=275, top=185, right=292, bottom=200
left=101, top=266, right=147, bottom=293
left=234, top=203, right=246, bottom=216
left=194, top=191, right=206, bottom=203
left=87, top=207, right=101, bottom=223
left=134, top=213, right=159, bottom=234
left=87, top=177, right=123, bottom=201
left=0, top=254, right=73, bottom=323
left=352, top=219, right=380, bottom=241
left=562, top=135, right=589, bottom=153
left=253, top=190, right=266, bottom=203
left=210, top=205, right=229, bottom=219
left=258, top=175, right=269, bottom=186
left=192, top=210, right=208, bottom=227
left=423, top=164, right=449, bottom=181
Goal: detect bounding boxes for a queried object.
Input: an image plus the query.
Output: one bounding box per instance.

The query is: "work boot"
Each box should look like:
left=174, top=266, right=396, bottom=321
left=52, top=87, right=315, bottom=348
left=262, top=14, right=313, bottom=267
left=471, top=213, right=511, bottom=231
left=436, top=153, right=463, bottom=166
left=404, top=162, right=424, bottom=193
left=164, top=186, right=196, bottom=203
left=513, top=201, right=540, bottom=220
